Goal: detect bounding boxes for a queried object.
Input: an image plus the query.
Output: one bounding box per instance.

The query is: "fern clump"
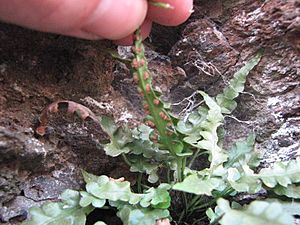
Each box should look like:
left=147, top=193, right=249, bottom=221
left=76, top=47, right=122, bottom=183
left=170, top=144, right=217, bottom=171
left=23, top=27, right=300, bottom=225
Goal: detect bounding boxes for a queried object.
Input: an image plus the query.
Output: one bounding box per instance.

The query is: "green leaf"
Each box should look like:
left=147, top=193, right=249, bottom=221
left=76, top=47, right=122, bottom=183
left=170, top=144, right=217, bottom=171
left=104, top=143, right=131, bottom=157
left=117, top=205, right=169, bottom=225
left=79, top=191, right=95, bottom=207
left=176, top=108, right=208, bottom=135
left=60, top=189, right=81, bottom=207
left=227, top=166, right=262, bottom=193
left=216, top=51, right=262, bottom=114
left=265, top=199, right=300, bottom=216
left=94, top=222, right=107, bottom=225
left=100, top=116, right=134, bottom=157
left=172, top=140, right=184, bottom=154
left=79, top=191, right=106, bottom=208
left=140, top=184, right=171, bottom=209
left=99, top=116, right=118, bottom=136
left=82, top=170, right=100, bottom=183
left=258, top=157, right=300, bottom=188
left=273, top=184, right=300, bottom=199
left=173, top=173, right=224, bottom=196
left=22, top=186, right=95, bottom=225
left=197, top=91, right=227, bottom=167
left=217, top=198, right=295, bottom=225
left=225, top=134, right=261, bottom=169
left=227, top=157, right=300, bottom=194
left=128, top=155, right=160, bottom=183
left=86, top=180, right=135, bottom=202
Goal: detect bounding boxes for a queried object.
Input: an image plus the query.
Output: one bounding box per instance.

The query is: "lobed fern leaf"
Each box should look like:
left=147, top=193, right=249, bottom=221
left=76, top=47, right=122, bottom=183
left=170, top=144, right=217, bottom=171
left=216, top=198, right=295, bottom=225
left=227, top=157, right=300, bottom=194
left=21, top=190, right=93, bottom=225
left=216, top=51, right=262, bottom=114
left=173, top=173, right=224, bottom=196
left=258, top=157, right=300, bottom=188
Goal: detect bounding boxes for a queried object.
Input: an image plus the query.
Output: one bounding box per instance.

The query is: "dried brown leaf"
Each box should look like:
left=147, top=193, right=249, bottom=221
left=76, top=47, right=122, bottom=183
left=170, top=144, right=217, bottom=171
left=36, top=100, right=98, bottom=136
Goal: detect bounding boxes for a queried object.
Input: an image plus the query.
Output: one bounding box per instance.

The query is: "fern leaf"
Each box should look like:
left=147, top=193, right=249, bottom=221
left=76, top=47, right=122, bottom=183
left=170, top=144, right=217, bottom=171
left=173, top=173, right=225, bottom=196
left=216, top=51, right=262, bottom=114
left=22, top=190, right=93, bottom=225
left=196, top=91, right=227, bottom=167
left=227, top=157, right=300, bottom=194
left=225, top=134, right=261, bottom=169
left=274, top=184, right=300, bottom=199
left=217, top=198, right=295, bottom=225
left=258, top=157, right=300, bottom=188
left=117, top=205, right=169, bottom=225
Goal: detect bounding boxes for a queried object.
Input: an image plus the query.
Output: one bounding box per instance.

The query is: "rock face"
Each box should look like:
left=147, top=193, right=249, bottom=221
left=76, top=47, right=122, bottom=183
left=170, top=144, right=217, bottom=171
left=0, top=0, right=299, bottom=224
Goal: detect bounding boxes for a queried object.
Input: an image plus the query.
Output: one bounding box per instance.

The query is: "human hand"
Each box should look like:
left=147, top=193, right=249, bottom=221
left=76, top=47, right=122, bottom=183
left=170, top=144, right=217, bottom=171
left=0, top=0, right=193, bottom=45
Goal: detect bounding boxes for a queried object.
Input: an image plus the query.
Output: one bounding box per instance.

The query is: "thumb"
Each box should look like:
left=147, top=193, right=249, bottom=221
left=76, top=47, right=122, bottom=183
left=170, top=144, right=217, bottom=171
left=0, top=0, right=148, bottom=40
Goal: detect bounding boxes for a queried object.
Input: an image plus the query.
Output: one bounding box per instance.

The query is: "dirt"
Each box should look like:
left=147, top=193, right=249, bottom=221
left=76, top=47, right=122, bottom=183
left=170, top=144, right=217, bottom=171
left=0, top=0, right=299, bottom=224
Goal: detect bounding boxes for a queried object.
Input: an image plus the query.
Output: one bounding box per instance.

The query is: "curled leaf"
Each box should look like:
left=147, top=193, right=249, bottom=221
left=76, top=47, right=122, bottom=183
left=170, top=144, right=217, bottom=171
left=36, top=100, right=98, bottom=136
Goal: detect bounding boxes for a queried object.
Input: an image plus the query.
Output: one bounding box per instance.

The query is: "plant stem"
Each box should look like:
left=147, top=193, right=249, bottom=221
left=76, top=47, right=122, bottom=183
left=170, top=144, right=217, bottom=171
left=188, top=195, right=203, bottom=209
left=137, top=173, right=142, bottom=193
left=167, top=168, right=171, bottom=184
left=122, top=154, right=131, bottom=166
left=131, top=28, right=184, bottom=161
left=188, top=150, right=207, bottom=168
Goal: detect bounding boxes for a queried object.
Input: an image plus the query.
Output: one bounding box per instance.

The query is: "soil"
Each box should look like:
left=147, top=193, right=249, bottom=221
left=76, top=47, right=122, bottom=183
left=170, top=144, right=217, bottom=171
left=0, top=0, right=299, bottom=224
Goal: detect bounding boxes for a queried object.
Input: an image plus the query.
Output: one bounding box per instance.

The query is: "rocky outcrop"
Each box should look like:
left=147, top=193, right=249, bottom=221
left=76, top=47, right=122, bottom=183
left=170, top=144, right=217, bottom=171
left=0, top=0, right=299, bottom=224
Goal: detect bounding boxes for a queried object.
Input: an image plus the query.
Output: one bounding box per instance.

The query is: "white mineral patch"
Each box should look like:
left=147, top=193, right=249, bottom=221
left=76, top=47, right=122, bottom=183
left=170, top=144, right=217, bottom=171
left=272, top=117, right=300, bottom=139
left=118, top=110, right=133, bottom=123
left=267, top=96, right=283, bottom=122
left=25, top=138, right=47, bottom=155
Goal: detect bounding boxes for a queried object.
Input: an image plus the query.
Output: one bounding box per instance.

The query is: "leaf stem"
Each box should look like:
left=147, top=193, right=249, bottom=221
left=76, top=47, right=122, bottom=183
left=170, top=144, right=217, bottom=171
left=137, top=173, right=142, bottom=193
left=188, top=150, right=208, bottom=168
left=122, top=153, right=132, bottom=166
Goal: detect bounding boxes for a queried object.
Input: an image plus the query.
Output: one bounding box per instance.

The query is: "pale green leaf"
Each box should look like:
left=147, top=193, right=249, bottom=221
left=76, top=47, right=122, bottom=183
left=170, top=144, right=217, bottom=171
left=21, top=202, right=93, bottom=225
left=265, top=199, right=300, bottom=216
left=99, top=116, right=118, bottom=136
left=227, top=166, right=262, bottom=193
left=217, top=198, right=294, bottom=225
left=129, top=156, right=160, bottom=183
left=173, top=174, right=224, bottom=196
left=216, top=51, right=262, bottom=114
left=225, top=134, right=261, bottom=169
left=258, top=157, right=300, bottom=188
left=60, top=189, right=81, bottom=207
left=94, top=222, right=107, bottom=225
left=274, top=184, right=300, bottom=199
left=86, top=180, right=133, bottom=202
left=117, top=205, right=169, bottom=225
left=82, top=170, right=99, bottom=184
left=79, top=191, right=94, bottom=208
left=104, top=143, right=131, bottom=157
left=195, top=91, right=227, bottom=167
left=140, top=184, right=171, bottom=209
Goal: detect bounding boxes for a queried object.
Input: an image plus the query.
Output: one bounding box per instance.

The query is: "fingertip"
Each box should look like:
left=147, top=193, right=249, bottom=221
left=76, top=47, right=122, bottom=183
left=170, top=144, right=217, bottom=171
left=63, top=29, right=104, bottom=40
left=83, top=0, right=148, bottom=40
left=148, top=0, right=193, bottom=26
left=114, top=19, right=152, bottom=46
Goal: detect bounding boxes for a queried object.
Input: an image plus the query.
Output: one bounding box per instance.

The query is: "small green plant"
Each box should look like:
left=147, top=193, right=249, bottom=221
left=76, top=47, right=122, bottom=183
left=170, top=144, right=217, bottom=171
left=23, top=27, right=300, bottom=225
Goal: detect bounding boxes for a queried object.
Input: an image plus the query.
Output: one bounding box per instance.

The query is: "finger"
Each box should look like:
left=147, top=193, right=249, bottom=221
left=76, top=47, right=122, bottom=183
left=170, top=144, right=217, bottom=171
left=147, top=0, right=193, bottom=26
left=83, top=0, right=148, bottom=40
left=62, top=30, right=104, bottom=40
left=114, top=19, right=152, bottom=46
left=0, top=0, right=148, bottom=40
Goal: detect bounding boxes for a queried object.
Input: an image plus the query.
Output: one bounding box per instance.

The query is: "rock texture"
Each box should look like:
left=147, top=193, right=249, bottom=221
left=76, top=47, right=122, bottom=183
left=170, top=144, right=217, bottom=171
left=0, top=0, right=299, bottom=224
